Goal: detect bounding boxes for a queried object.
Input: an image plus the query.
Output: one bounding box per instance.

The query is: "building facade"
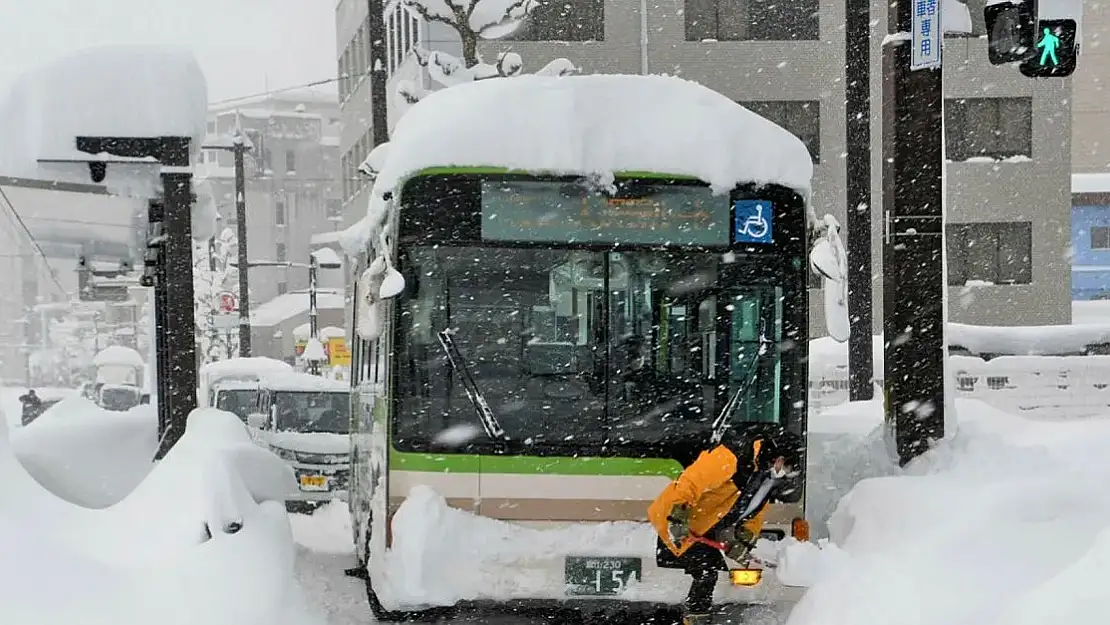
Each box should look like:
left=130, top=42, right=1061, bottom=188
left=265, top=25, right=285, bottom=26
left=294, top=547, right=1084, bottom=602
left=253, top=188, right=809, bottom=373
left=196, top=90, right=345, bottom=312
left=334, top=0, right=1074, bottom=332
left=1069, top=2, right=1110, bottom=302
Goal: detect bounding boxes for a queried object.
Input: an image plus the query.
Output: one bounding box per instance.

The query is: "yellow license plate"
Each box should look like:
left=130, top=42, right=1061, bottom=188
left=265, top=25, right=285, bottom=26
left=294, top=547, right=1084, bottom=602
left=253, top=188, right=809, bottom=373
left=299, top=475, right=328, bottom=489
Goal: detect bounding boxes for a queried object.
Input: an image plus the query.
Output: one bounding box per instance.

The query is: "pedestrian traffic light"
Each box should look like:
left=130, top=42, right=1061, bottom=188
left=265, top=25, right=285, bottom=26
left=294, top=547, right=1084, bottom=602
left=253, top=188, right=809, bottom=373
left=1019, top=19, right=1078, bottom=77
left=985, top=0, right=1038, bottom=65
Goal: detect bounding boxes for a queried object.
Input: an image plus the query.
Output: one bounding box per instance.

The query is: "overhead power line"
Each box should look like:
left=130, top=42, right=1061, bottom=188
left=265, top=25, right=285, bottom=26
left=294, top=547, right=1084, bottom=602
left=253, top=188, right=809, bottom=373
left=0, top=184, right=70, bottom=296
left=209, top=74, right=350, bottom=107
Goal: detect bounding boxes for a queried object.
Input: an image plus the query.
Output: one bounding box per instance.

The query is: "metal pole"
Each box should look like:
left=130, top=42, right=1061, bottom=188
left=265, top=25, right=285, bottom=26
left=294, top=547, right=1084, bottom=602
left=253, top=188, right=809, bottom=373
left=208, top=237, right=218, bottom=362
left=368, top=0, right=389, bottom=147
left=234, top=141, right=252, bottom=357
left=846, top=0, right=874, bottom=401
left=309, top=254, right=319, bottom=375
left=882, top=0, right=946, bottom=466
left=155, top=139, right=200, bottom=459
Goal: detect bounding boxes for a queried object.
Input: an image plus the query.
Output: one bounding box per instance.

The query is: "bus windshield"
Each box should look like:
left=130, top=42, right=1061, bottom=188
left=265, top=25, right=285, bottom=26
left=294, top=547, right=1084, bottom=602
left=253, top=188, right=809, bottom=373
left=274, top=391, right=351, bottom=434
left=394, top=246, right=784, bottom=453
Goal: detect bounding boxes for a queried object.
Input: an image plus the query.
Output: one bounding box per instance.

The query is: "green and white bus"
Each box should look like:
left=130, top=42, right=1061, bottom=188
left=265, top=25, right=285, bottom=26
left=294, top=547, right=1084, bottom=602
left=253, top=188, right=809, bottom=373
left=345, top=74, right=824, bottom=621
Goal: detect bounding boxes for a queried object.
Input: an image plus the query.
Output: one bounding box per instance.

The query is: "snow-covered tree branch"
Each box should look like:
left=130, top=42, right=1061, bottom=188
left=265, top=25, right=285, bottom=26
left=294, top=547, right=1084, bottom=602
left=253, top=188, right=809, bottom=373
left=394, top=0, right=577, bottom=109
left=193, top=227, right=240, bottom=365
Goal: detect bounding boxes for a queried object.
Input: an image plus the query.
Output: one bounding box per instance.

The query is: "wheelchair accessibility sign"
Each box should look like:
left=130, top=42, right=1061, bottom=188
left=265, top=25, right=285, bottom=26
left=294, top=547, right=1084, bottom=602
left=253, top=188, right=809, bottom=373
left=733, top=200, right=773, bottom=244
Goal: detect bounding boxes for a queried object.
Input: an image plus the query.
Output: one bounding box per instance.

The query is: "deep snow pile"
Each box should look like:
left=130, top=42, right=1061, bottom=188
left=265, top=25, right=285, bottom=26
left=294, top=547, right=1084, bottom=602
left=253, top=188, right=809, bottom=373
left=0, top=404, right=327, bottom=625
left=12, top=397, right=158, bottom=508
left=779, top=399, right=1110, bottom=625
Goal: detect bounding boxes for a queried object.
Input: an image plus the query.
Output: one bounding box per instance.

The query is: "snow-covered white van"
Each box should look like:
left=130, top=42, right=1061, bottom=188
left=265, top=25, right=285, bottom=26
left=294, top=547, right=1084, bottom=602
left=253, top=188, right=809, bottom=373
left=246, top=371, right=351, bottom=511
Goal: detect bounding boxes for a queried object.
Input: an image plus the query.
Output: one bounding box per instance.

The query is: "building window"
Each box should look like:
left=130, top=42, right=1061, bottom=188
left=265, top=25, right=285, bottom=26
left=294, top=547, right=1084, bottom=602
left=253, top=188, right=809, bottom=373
left=737, top=100, right=821, bottom=163
left=945, top=98, right=1032, bottom=161
left=341, top=154, right=350, bottom=201
left=327, top=198, right=343, bottom=222
left=947, top=222, right=1033, bottom=286
left=277, top=282, right=288, bottom=296
left=501, top=0, right=604, bottom=42
left=276, top=242, right=287, bottom=262
left=1091, top=226, right=1110, bottom=250
left=685, top=0, right=820, bottom=41
left=286, top=150, right=296, bottom=173
left=275, top=200, right=286, bottom=226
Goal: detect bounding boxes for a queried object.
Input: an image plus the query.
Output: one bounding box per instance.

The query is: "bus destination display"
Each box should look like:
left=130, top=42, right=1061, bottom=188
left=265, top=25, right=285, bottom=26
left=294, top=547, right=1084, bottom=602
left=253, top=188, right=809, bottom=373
left=480, top=180, right=730, bottom=246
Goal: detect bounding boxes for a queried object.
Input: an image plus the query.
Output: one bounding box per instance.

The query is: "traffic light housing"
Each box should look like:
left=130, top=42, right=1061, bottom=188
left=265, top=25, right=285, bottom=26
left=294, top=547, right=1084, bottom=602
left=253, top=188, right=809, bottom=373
left=1019, top=19, right=1078, bottom=78
left=985, top=0, right=1038, bottom=65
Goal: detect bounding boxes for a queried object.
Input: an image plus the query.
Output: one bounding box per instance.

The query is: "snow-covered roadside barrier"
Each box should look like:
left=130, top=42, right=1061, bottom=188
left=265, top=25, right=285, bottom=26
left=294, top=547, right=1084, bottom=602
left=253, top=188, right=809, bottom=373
left=776, top=399, right=1110, bottom=625
left=0, top=403, right=326, bottom=625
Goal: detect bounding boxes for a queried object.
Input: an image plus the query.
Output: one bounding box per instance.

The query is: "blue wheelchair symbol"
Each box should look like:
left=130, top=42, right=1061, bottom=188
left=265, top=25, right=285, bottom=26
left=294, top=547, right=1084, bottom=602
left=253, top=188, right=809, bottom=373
left=734, top=200, right=774, bottom=244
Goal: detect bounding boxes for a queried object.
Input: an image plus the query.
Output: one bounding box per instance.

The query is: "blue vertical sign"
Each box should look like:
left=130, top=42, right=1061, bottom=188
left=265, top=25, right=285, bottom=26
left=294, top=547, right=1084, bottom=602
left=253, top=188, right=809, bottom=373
left=912, top=0, right=942, bottom=70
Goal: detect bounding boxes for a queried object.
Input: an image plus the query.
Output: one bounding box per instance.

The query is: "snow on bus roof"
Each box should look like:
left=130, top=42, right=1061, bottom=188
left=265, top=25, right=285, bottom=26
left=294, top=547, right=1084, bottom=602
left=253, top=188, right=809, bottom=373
left=341, top=74, right=814, bottom=255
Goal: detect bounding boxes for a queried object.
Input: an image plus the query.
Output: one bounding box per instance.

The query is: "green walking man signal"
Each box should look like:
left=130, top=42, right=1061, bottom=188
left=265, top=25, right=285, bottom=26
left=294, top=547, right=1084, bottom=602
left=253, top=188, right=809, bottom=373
left=1018, top=19, right=1078, bottom=78
left=1036, top=26, right=1060, bottom=66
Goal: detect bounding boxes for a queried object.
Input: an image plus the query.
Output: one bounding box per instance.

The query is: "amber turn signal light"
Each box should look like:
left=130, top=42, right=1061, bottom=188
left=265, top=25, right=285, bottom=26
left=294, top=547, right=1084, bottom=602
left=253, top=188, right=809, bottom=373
left=729, top=569, right=762, bottom=587
left=791, top=518, right=810, bottom=542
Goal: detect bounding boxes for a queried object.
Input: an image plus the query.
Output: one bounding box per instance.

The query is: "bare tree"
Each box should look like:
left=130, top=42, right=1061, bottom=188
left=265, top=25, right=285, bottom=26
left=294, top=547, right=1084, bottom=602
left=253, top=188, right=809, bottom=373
left=396, top=0, right=577, bottom=107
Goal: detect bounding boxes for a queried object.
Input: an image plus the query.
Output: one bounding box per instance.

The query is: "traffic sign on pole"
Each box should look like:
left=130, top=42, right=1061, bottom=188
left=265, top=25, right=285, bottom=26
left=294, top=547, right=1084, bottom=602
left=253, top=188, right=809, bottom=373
left=217, top=291, right=238, bottom=313
left=911, top=0, right=942, bottom=70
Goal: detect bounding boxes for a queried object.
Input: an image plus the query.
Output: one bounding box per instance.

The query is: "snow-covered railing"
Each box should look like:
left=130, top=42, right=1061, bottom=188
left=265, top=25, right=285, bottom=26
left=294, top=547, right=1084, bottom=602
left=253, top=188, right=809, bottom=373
left=384, top=0, right=422, bottom=80
left=810, top=355, right=1110, bottom=420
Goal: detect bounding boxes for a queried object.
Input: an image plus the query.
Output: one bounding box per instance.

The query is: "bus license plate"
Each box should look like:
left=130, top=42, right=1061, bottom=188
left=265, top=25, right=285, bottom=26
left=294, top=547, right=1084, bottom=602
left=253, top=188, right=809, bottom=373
left=299, top=475, right=329, bottom=491
left=564, top=556, right=641, bottom=596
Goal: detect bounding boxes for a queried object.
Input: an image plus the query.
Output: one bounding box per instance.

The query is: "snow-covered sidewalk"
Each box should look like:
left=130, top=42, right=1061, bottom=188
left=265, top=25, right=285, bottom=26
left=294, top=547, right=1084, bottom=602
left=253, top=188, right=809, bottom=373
left=0, top=397, right=327, bottom=625
left=781, top=398, right=1110, bottom=625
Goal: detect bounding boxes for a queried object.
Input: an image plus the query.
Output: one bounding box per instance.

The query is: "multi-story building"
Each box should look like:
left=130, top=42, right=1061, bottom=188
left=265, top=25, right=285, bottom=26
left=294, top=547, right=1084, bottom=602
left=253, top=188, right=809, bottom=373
left=334, top=0, right=1074, bottom=332
left=1069, top=2, right=1110, bottom=301
left=196, top=90, right=346, bottom=355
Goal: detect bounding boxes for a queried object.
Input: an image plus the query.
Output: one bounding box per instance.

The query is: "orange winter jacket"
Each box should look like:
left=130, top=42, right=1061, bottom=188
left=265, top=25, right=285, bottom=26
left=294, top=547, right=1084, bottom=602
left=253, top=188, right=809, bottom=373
left=647, top=440, right=769, bottom=557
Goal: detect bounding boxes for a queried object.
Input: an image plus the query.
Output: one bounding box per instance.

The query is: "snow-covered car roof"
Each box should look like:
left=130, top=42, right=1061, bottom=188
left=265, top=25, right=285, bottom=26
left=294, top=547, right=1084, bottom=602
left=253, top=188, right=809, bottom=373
left=257, top=372, right=349, bottom=393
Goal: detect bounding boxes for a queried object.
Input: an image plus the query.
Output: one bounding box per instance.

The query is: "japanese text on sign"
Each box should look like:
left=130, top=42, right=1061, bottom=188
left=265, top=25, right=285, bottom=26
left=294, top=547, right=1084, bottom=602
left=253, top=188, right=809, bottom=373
left=911, top=0, right=942, bottom=70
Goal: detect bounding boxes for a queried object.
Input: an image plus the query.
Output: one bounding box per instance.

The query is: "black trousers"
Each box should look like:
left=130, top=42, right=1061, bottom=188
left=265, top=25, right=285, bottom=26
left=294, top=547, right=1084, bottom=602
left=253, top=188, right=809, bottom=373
left=678, top=541, right=723, bottom=614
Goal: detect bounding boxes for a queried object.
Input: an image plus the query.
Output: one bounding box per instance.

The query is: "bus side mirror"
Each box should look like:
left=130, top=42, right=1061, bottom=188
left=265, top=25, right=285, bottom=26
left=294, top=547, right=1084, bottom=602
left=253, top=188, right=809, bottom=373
left=810, top=214, right=850, bottom=344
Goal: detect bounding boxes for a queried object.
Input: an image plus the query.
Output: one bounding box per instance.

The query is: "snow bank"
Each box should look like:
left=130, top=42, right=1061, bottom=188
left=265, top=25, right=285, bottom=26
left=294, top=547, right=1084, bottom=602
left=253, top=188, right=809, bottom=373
left=341, top=73, right=815, bottom=255
left=93, top=345, right=145, bottom=368
left=0, top=407, right=322, bottom=625
left=810, top=322, right=1110, bottom=367
left=12, top=398, right=157, bottom=508
left=949, top=322, right=1110, bottom=356
left=0, top=386, right=78, bottom=429
left=289, top=500, right=354, bottom=555
left=780, top=400, right=1110, bottom=625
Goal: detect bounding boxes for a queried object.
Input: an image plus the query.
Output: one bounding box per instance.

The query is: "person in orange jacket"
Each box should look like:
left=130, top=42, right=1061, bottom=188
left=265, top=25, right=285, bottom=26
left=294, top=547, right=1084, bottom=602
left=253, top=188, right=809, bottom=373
left=647, top=426, right=803, bottom=624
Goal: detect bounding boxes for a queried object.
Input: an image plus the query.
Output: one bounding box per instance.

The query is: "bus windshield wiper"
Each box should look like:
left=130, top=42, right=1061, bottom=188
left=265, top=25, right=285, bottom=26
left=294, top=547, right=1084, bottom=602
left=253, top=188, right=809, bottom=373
left=710, top=320, right=772, bottom=445
left=436, top=329, right=509, bottom=441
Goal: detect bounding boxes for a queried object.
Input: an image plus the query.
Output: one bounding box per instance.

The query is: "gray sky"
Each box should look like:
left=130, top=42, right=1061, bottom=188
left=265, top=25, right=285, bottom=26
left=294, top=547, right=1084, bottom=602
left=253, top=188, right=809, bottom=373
left=0, top=0, right=337, bottom=103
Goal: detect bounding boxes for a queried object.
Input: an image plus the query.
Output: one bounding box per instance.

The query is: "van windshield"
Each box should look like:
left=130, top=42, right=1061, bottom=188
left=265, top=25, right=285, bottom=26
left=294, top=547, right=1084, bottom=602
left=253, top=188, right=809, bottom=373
left=273, top=391, right=350, bottom=434
left=215, top=388, right=258, bottom=422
